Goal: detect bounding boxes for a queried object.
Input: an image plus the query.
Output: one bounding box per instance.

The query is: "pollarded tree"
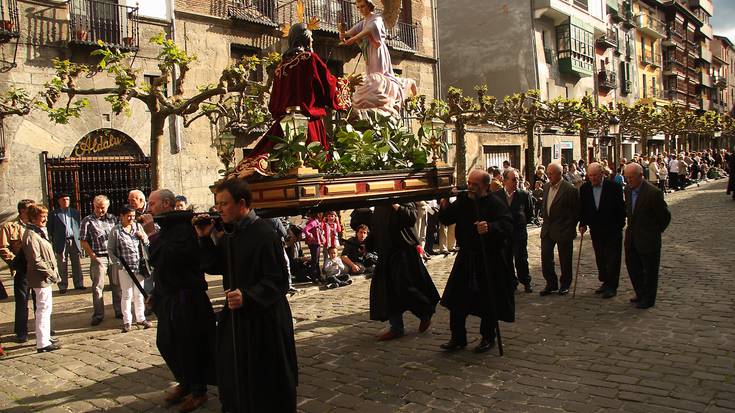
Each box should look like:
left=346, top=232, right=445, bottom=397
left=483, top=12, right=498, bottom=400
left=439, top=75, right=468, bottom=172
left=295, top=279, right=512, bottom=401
left=492, top=89, right=554, bottom=182
left=36, top=35, right=273, bottom=189
left=692, top=110, right=723, bottom=151
left=616, top=101, right=660, bottom=156
left=547, top=95, right=613, bottom=162
left=656, top=103, right=694, bottom=152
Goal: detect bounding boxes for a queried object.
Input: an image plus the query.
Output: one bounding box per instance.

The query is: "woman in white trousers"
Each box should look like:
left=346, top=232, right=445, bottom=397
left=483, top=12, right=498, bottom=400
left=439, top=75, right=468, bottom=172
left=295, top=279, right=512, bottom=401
left=22, top=204, right=61, bottom=353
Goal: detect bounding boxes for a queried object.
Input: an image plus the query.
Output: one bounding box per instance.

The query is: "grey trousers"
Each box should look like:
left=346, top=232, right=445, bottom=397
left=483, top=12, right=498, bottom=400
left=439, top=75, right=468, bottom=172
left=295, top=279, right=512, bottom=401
left=56, top=239, right=83, bottom=290
left=90, top=257, right=122, bottom=321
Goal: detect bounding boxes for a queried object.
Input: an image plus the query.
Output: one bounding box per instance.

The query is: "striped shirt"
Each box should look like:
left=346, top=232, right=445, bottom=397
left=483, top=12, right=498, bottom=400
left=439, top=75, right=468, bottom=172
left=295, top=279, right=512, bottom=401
left=108, top=223, right=147, bottom=272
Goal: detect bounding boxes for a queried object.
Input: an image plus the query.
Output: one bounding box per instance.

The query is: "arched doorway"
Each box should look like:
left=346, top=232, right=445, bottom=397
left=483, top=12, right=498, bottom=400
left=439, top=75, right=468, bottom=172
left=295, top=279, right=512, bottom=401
left=43, top=129, right=151, bottom=217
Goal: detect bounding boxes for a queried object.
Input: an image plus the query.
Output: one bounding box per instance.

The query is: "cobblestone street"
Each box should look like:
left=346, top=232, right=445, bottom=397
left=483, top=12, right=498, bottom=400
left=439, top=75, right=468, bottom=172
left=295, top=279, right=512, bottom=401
left=0, top=181, right=733, bottom=412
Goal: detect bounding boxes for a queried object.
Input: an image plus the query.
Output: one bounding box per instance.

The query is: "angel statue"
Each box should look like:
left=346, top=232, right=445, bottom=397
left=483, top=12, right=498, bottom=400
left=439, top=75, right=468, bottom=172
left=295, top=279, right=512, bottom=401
left=340, top=0, right=417, bottom=118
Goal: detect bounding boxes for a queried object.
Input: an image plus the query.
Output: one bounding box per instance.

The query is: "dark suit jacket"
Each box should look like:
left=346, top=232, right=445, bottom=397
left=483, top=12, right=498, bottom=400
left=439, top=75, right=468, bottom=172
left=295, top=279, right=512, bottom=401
left=541, top=179, right=579, bottom=243
left=624, top=180, right=671, bottom=254
left=579, top=180, right=626, bottom=238
left=47, top=208, right=81, bottom=254
left=496, top=188, right=533, bottom=237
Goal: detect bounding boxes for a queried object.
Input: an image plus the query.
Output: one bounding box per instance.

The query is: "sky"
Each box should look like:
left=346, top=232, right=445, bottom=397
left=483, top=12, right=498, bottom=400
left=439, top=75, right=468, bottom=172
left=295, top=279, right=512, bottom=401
left=712, top=0, right=735, bottom=42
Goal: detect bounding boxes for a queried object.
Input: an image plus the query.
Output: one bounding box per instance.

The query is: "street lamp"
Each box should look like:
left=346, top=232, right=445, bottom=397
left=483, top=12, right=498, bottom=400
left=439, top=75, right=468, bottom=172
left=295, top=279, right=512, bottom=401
left=279, top=106, right=318, bottom=175
left=214, top=131, right=236, bottom=173
left=422, top=117, right=446, bottom=166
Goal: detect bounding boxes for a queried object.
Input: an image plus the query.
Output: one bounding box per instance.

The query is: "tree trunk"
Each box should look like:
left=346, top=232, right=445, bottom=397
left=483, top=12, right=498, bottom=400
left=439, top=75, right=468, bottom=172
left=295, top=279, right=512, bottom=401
left=640, top=134, right=648, bottom=157
left=664, top=134, right=670, bottom=153
left=579, top=129, right=587, bottom=163
left=455, top=120, right=467, bottom=187
left=526, top=124, right=536, bottom=185
left=150, top=113, right=166, bottom=190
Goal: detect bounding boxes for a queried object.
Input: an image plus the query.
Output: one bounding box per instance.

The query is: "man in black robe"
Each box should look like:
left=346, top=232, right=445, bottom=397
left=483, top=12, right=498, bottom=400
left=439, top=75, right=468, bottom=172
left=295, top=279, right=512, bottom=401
left=439, top=169, right=515, bottom=353
left=140, top=189, right=216, bottom=412
left=369, top=203, right=440, bottom=341
left=196, top=179, right=297, bottom=413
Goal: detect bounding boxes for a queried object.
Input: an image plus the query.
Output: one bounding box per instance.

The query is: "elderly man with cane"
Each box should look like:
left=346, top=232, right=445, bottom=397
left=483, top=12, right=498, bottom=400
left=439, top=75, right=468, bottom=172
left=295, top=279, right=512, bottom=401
left=196, top=179, right=298, bottom=413
left=438, top=169, right=515, bottom=354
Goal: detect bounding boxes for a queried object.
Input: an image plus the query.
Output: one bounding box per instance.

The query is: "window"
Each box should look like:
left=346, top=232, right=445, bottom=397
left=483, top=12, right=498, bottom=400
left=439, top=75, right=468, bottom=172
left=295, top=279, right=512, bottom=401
left=652, top=76, right=657, bottom=97
left=230, top=44, right=263, bottom=82
left=642, top=74, right=647, bottom=97
left=144, top=74, right=168, bottom=97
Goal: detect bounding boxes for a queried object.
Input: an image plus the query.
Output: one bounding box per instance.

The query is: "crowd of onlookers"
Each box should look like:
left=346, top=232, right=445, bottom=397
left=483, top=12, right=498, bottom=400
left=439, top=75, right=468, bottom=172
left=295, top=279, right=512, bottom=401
left=1, top=147, right=732, bottom=358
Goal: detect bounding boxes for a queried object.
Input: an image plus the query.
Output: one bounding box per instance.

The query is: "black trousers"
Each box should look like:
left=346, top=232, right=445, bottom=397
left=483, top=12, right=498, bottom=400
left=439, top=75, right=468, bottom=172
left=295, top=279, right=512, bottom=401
left=424, top=212, right=440, bottom=252
left=449, top=310, right=495, bottom=344
left=13, top=270, right=34, bottom=338
left=506, top=233, right=531, bottom=286
left=668, top=172, right=679, bottom=190
left=591, top=232, right=622, bottom=291
left=541, top=237, right=573, bottom=290
left=625, top=243, right=661, bottom=306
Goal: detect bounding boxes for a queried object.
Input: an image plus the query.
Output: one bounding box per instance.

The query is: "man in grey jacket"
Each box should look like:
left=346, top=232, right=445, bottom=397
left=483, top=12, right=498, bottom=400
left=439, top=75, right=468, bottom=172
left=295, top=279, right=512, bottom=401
left=539, top=163, right=580, bottom=296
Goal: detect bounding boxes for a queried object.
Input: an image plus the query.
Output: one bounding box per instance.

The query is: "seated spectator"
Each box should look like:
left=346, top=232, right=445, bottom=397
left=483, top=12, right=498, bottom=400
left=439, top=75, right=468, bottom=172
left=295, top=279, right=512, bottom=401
left=322, top=246, right=352, bottom=289
left=341, top=224, right=377, bottom=278
left=285, top=224, right=313, bottom=283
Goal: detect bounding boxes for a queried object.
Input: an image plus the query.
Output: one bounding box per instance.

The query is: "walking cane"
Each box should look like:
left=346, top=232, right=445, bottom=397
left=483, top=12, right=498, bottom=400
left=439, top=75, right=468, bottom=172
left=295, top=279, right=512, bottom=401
left=225, top=236, right=243, bottom=412
left=572, top=232, right=585, bottom=298
left=470, top=195, right=504, bottom=356
left=115, top=255, right=148, bottom=299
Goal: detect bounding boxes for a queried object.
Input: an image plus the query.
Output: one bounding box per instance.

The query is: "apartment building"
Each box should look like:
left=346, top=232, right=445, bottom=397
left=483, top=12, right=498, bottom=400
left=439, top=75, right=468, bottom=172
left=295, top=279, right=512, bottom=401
left=0, top=0, right=440, bottom=218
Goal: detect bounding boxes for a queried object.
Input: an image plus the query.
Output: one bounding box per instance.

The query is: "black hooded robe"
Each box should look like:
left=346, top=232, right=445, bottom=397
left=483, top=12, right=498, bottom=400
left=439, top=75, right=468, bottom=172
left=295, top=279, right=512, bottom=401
left=369, top=203, right=440, bottom=322
left=198, top=211, right=298, bottom=413
left=438, top=193, right=516, bottom=324
left=148, top=213, right=216, bottom=392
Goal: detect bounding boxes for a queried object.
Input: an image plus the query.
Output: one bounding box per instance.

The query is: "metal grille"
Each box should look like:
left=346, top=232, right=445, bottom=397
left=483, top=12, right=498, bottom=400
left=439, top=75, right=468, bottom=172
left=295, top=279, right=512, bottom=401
left=44, top=153, right=151, bottom=217
left=0, top=0, right=20, bottom=41
left=69, top=0, right=140, bottom=50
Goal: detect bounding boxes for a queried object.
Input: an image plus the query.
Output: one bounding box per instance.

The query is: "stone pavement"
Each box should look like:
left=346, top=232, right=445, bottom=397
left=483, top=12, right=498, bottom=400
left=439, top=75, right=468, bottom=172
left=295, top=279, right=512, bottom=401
left=0, top=180, right=733, bottom=412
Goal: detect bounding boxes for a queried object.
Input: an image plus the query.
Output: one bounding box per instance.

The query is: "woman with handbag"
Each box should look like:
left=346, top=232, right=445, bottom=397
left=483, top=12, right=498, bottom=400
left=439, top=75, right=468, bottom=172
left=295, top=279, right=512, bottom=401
left=22, top=204, right=61, bottom=352
left=108, top=205, right=151, bottom=332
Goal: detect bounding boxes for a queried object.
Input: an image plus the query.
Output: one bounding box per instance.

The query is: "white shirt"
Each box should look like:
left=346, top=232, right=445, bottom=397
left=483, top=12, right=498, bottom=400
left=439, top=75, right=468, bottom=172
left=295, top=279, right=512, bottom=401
left=669, top=159, right=679, bottom=173
left=546, top=181, right=561, bottom=216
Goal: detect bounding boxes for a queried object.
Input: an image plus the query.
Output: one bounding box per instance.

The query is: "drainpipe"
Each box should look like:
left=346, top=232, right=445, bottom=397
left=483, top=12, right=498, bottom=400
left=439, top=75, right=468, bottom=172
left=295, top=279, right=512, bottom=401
left=168, top=0, right=183, bottom=156
left=432, top=0, right=441, bottom=99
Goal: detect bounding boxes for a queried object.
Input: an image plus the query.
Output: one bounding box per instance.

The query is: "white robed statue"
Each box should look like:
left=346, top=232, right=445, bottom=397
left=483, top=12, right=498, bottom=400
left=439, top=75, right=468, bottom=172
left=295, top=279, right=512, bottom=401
left=340, top=0, right=417, bottom=118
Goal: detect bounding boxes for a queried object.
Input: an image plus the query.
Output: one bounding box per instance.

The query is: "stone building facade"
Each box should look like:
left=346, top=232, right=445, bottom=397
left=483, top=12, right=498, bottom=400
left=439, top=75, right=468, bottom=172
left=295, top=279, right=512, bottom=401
left=0, top=0, right=440, bottom=222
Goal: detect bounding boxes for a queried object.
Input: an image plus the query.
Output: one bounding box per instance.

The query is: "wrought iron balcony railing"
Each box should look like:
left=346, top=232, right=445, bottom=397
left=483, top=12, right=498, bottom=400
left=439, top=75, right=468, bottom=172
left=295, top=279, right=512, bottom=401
left=641, top=51, right=661, bottom=67
left=597, top=28, right=618, bottom=49
left=386, top=20, right=417, bottom=52
left=300, top=0, right=357, bottom=34
left=598, top=70, right=617, bottom=91
left=621, top=79, right=633, bottom=95
left=69, top=0, right=140, bottom=50
left=0, top=0, right=19, bottom=42
left=228, top=0, right=278, bottom=27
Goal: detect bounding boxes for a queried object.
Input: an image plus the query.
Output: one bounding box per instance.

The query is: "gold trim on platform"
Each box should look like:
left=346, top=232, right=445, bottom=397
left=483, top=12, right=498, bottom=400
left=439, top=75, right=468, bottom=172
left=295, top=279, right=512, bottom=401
left=366, top=181, right=395, bottom=192
left=325, top=183, right=357, bottom=195
left=404, top=179, right=430, bottom=189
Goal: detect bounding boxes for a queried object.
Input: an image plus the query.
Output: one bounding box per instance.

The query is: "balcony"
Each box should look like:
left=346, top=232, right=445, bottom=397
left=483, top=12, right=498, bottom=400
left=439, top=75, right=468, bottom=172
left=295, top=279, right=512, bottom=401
left=533, top=0, right=606, bottom=32
left=0, top=0, right=19, bottom=43
left=689, top=0, right=714, bottom=16
left=301, top=0, right=356, bottom=34
left=621, top=79, right=633, bottom=95
left=641, top=51, right=662, bottom=67
left=596, top=28, right=618, bottom=49
left=698, top=23, right=713, bottom=40
left=698, top=46, right=712, bottom=63
left=663, top=60, right=685, bottom=76
left=713, top=74, right=727, bottom=89
left=700, top=72, right=712, bottom=88
left=635, top=14, right=665, bottom=39
left=69, top=0, right=140, bottom=51
left=385, top=21, right=418, bottom=52
left=598, top=70, right=617, bottom=91
left=228, top=0, right=278, bottom=28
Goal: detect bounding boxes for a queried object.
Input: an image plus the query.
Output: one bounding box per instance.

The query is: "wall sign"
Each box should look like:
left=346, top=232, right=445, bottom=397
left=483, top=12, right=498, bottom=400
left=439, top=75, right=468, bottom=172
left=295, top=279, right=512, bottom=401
left=71, top=129, right=143, bottom=157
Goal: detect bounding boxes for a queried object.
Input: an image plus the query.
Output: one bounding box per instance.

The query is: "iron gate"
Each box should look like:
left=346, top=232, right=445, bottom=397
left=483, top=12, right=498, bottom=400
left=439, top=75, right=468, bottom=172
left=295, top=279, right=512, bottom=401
left=43, top=153, right=151, bottom=217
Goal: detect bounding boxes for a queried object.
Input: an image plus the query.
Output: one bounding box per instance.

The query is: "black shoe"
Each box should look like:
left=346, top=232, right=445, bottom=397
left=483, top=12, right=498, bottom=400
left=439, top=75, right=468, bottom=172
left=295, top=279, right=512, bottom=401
left=594, top=285, right=607, bottom=294
left=15, top=335, right=28, bottom=343
left=635, top=301, right=654, bottom=309
left=558, top=288, right=570, bottom=296
left=91, top=318, right=103, bottom=326
left=37, top=343, right=61, bottom=353
left=325, top=282, right=339, bottom=290
left=523, top=284, right=533, bottom=293
left=474, top=338, right=496, bottom=354
left=601, top=290, right=617, bottom=299
left=539, top=287, right=557, bottom=296
left=629, top=296, right=640, bottom=303
left=440, top=340, right=467, bottom=352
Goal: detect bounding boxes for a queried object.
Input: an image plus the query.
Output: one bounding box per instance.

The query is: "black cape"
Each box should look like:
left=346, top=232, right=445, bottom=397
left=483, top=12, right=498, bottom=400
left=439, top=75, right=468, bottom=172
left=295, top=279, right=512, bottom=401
left=149, top=212, right=216, bottom=388
left=438, top=193, right=516, bottom=322
left=199, top=211, right=298, bottom=413
left=368, top=203, right=440, bottom=321
left=727, top=153, right=735, bottom=195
